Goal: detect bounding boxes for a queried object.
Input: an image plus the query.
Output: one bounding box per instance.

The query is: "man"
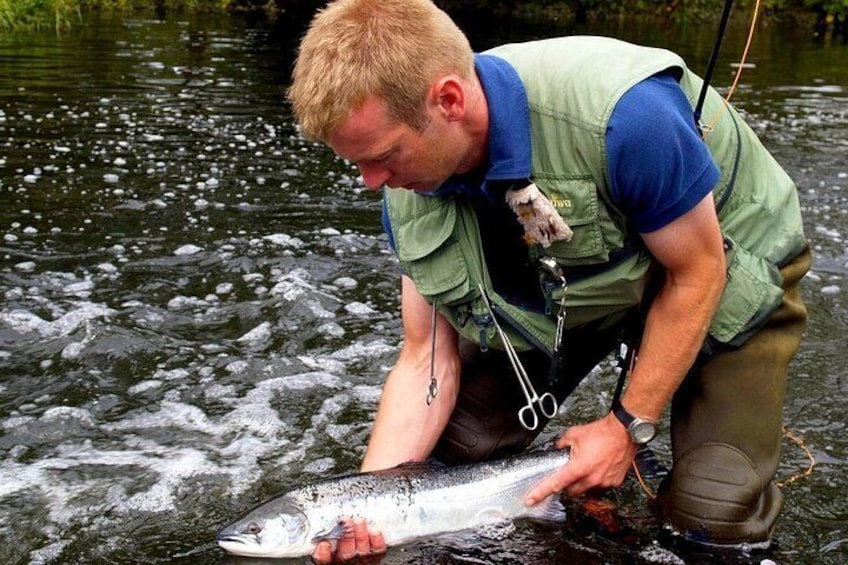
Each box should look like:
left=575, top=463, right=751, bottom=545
left=287, top=0, right=810, bottom=561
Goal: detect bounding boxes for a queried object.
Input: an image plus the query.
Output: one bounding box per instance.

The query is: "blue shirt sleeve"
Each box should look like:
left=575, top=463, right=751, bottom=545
left=606, top=72, right=720, bottom=234
left=381, top=190, right=396, bottom=251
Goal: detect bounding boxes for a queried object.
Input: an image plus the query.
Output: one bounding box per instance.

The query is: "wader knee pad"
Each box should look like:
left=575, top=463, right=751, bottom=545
left=660, top=442, right=783, bottom=547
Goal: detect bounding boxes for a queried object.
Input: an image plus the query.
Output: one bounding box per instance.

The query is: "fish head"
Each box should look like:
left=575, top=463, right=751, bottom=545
left=217, top=496, right=312, bottom=558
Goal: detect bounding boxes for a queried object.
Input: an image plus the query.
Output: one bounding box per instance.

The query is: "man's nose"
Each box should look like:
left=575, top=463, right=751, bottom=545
left=357, top=162, right=390, bottom=191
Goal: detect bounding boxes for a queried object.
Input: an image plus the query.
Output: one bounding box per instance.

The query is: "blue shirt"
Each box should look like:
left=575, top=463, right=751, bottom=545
left=383, top=53, right=720, bottom=247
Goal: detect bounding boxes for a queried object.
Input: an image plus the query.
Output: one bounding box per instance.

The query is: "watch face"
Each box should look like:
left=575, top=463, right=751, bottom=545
left=631, top=420, right=658, bottom=444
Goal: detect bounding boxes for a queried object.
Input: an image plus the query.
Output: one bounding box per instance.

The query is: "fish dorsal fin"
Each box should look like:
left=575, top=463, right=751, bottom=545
left=373, top=458, right=445, bottom=476
left=525, top=494, right=567, bottom=522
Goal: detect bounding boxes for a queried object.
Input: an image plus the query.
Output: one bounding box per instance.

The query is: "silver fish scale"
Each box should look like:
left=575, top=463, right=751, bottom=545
left=283, top=449, right=571, bottom=547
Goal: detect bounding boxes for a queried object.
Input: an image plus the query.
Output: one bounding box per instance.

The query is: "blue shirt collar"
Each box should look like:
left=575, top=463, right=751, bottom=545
left=433, top=53, right=532, bottom=201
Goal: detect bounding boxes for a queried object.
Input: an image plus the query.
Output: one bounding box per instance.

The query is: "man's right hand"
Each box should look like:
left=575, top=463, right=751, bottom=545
left=312, top=519, right=387, bottom=564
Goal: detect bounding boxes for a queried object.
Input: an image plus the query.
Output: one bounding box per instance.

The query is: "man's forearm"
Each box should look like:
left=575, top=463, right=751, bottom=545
left=623, top=265, right=725, bottom=421
left=625, top=195, right=727, bottom=421
left=361, top=346, right=461, bottom=471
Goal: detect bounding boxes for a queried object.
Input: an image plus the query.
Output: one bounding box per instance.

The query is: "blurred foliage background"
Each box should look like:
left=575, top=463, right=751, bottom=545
left=1, top=0, right=846, bottom=39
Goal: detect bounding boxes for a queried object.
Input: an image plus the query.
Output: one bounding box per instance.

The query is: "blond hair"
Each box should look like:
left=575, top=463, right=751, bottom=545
left=287, top=0, right=474, bottom=142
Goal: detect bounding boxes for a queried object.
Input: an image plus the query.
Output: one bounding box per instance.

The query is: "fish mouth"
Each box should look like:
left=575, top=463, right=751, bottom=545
left=216, top=534, right=247, bottom=545
left=216, top=533, right=252, bottom=551
left=216, top=534, right=265, bottom=557
left=216, top=534, right=295, bottom=558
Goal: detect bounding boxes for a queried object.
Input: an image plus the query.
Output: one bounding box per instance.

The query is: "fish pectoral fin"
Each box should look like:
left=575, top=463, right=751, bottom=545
left=525, top=494, right=567, bottom=522
left=310, top=520, right=351, bottom=544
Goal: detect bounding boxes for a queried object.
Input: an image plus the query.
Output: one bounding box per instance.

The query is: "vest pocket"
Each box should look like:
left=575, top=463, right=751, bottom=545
left=534, top=177, right=613, bottom=265
left=395, top=202, right=472, bottom=305
left=709, top=236, right=784, bottom=345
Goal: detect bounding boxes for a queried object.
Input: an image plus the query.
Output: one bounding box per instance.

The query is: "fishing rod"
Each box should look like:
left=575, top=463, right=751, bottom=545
left=694, top=0, right=735, bottom=132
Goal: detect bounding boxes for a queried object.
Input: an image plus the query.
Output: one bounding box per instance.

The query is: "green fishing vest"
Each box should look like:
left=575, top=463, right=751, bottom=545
left=386, top=36, right=807, bottom=356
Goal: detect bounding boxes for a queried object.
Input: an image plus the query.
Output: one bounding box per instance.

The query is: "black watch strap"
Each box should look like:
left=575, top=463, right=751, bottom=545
left=611, top=397, right=635, bottom=428
left=611, top=398, right=658, bottom=445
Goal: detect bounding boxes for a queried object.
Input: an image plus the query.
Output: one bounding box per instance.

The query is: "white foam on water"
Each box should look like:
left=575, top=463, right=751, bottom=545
left=224, top=360, right=250, bottom=374
left=119, top=445, right=221, bottom=513
left=62, top=280, right=95, bottom=298
left=328, top=339, right=397, bottom=362
left=127, top=380, right=163, bottom=395
left=317, top=321, right=345, bottom=338
left=296, top=355, right=347, bottom=374
left=152, top=367, right=191, bottom=381
left=302, top=457, right=336, bottom=475
left=262, top=233, right=304, bottom=248
left=333, top=276, right=358, bottom=289
left=349, top=384, right=383, bottom=406
left=639, top=543, right=686, bottom=564
left=324, top=423, right=357, bottom=442
left=215, top=282, right=234, bottom=295
left=236, top=321, right=272, bottom=346
left=166, top=295, right=208, bottom=310
left=0, top=303, right=116, bottom=338
left=174, top=244, right=203, bottom=256
left=27, top=540, right=71, bottom=565
left=475, top=519, right=516, bottom=541
left=41, top=406, right=95, bottom=426
left=60, top=341, right=85, bottom=360
left=0, top=291, right=388, bottom=554
left=345, top=301, right=375, bottom=316
left=203, top=383, right=236, bottom=400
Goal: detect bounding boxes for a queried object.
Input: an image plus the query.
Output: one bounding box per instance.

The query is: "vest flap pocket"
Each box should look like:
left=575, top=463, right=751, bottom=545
left=535, top=177, right=610, bottom=263
left=709, top=237, right=784, bottom=345
left=396, top=202, right=457, bottom=262
left=395, top=203, right=470, bottom=302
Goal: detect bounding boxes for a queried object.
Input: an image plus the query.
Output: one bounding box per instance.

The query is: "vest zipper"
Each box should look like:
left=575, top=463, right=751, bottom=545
left=488, top=299, right=552, bottom=358
left=472, top=311, right=492, bottom=352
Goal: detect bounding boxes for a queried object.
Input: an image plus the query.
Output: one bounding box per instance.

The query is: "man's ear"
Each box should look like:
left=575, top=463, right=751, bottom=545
left=428, top=75, right=465, bottom=121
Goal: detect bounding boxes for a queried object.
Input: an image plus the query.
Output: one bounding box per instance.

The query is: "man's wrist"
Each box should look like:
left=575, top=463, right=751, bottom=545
left=610, top=398, right=659, bottom=445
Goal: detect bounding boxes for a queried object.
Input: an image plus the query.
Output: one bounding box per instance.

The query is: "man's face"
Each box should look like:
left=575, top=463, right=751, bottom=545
left=327, top=95, right=463, bottom=193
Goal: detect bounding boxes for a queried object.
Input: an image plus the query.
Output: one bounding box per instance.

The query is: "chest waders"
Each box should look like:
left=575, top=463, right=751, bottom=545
left=387, top=36, right=809, bottom=547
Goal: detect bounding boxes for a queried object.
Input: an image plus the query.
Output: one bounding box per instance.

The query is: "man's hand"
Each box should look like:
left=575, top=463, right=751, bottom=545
left=312, top=519, right=387, bottom=564
left=524, top=413, right=636, bottom=505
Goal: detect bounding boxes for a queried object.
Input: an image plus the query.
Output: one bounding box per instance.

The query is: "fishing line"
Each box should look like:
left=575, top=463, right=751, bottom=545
left=630, top=0, right=815, bottom=503
left=699, top=0, right=819, bottom=490
left=776, top=426, right=816, bottom=488
left=631, top=426, right=816, bottom=500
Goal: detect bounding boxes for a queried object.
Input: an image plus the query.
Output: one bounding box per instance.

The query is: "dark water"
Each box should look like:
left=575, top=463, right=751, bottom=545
left=0, top=10, right=845, bottom=565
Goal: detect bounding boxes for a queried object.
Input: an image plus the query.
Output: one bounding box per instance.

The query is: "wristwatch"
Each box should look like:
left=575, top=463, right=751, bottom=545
left=611, top=398, right=658, bottom=445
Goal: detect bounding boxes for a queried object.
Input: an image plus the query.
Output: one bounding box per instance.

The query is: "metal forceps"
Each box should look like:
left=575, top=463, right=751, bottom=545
left=477, top=284, right=558, bottom=431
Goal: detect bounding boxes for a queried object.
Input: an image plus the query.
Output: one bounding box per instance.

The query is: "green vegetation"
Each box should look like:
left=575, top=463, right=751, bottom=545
left=1, top=0, right=847, bottom=32
left=0, top=0, right=234, bottom=32
left=0, top=0, right=80, bottom=32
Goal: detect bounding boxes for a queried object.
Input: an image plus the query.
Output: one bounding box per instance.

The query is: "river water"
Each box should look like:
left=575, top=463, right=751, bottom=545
left=0, top=10, right=845, bottom=565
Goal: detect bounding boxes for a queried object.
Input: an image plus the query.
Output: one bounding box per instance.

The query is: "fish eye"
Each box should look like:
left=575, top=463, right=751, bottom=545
left=245, top=521, right=262, bottom=535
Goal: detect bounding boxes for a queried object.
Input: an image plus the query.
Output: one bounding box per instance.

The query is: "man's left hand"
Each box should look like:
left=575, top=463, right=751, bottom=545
left=524, top=413, right=636, bottom=505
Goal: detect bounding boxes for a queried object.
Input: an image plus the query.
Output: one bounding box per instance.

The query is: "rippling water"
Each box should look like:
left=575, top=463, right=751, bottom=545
left=1, top=12, right=846, bottom=565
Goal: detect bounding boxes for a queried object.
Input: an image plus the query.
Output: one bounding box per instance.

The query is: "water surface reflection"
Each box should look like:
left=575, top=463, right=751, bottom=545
left=0, top=13, right=845, bottom=565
